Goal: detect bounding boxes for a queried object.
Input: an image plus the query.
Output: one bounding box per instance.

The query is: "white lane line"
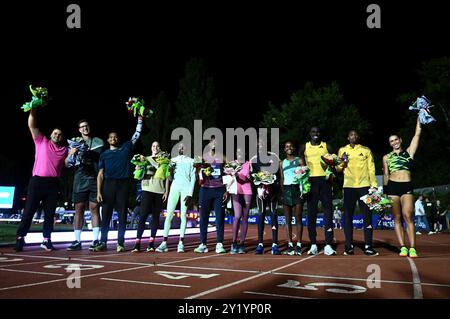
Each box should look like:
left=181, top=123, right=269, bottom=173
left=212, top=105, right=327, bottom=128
left=3, top=254, right=69, bottom=261
left=243, top=291, right=316, bottom=299
left=0, top=260, right=62, bottom=268
left=407, top=257, right=423, bottom=299
left=0, top=250, right=224, bottom=292
left=101, top=277, right=190, bottom=288
left=161, top=264, right=261, bottom=274
left=0, top=268, right=64, bottom=276
left=185, top=253, right=321, bottom=299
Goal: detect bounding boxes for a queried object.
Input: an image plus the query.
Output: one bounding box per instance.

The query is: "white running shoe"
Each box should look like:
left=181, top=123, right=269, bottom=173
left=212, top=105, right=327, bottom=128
left=324, top=244, right=336, bottom=256
left=416, top=231, right=422, bottom=235
left=155, top=241, right=168, bottom=253
left=194, top=243, right=208, bottom=253
left=307, top=244, right=319, bottom=255
left=215, top=242, right=226, bottom=254
left=177, top=242, right=184, bottom=253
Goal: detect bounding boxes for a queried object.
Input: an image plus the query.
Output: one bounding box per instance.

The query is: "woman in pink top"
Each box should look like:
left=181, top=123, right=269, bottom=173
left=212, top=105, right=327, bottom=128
left=229, top=148, right=253, bottom=254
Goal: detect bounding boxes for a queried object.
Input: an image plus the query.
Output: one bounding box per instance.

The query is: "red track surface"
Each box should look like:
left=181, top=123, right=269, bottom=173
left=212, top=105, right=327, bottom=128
left=1, top=225, right=449, bottom=299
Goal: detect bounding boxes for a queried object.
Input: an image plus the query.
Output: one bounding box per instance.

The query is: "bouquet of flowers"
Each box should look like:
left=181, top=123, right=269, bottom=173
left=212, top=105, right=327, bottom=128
left=409, top=95, right=436, bottom=125
left=130, top=154, right=151, bottom=180
left=252, top=170, right=277, bottom=199
left=321, top=153, right=348, bottom=181
left=66, top=137, right=89, bottom=168
left=252, top=170, right=277, bottom=185
left=125, top=97, right=154, bottom=118
left=360, top=188, right=393, bottom=212
left=223, top=160, right=242, bottom=175
left=293, top=166, right=311, bottom=196
left=21, top=85, right=49, bottom=112
left=154, top=151, right=171, bottom=180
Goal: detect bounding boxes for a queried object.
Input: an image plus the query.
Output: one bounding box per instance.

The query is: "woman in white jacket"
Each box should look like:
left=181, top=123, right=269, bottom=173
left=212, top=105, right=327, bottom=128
left=156, top=143, right=196, bottom=253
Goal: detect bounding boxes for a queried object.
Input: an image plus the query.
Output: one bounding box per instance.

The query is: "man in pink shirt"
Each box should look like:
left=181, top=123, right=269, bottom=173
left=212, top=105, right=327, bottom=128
left=15, top=109, right=68, bottom=251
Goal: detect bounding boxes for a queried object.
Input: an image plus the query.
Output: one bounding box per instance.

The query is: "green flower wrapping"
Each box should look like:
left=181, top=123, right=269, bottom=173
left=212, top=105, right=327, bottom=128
left=126, top=97, right=154, bottom=118
left=294, top=166, right=311, bottom=196
left=21, top=85, right=49, bottom=112
left=130, top=154, right=151, bottom=180
left=154, top=151, right=171, bottom=180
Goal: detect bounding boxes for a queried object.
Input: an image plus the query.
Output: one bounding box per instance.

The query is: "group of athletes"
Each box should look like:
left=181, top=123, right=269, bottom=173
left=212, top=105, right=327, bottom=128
left=15, top=106, right=422, bottom=258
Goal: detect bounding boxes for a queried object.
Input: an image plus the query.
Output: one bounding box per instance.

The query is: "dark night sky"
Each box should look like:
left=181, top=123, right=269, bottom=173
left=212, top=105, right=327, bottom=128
left=1, top=1, right=449, bottom=199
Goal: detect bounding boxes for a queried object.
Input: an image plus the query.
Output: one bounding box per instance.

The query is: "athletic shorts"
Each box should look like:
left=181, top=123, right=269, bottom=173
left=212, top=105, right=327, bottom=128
left=386, top=180, right=413, bottom=197
left=282, top=185, right=305, bottom=206
left=72, top=174, right=98, bottom=203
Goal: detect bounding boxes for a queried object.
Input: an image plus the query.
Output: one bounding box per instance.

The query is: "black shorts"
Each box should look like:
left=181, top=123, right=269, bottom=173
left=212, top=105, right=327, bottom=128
left=72, top=174, right=98, bottom=203
left=282, top=185, right=306, bottom=206
left=386, top=180, right=413, bottom=197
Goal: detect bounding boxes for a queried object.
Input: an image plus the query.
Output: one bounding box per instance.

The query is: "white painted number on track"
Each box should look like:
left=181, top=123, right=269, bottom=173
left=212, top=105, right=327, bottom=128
left=155, top=271, right=219, bottom=280
left=44, top=263, right=104, bottom=271
left=278, top=280, right=367, bottom=294
left=0, top=257, right=24, bottom=262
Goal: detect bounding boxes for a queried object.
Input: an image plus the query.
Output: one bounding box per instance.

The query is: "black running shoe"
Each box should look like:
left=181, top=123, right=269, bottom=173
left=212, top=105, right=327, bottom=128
left=15, top=237, right=25, bottom=252
left=67, top=241, right=82, bottom=251
left=41, top=239, right=56, bottom=251
left=89, top=240, right=100, bottom=251
left=93, top=241, right=107, bottom=252
left=131, top=242, right=141, bottom=253
left=146, top=242, right=155, bottom=252
left=344, top=245, right=354, bottom=255
left=364, top=246, right=379, bottom=256
left=284, top=243, right=295, bottom=255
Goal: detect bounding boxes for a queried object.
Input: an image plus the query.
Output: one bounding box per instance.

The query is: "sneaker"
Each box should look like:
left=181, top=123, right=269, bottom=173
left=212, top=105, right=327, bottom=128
left=177, top=242, right=185, bottom=253
left=307, top=244, right=319, bottom=255
left=399, top=246, right=408, bottom=257
left=415, top=231, right=422, bottom=235
left=230, top=243, right=239, bottom=254
left=295, top=244, right=302, bottom=256
left=409, top=247, right=418, bottom=258
left=131, top=242, right=141, bottom=253
left=89, top=240, right=100, bottom=251
left=156, top=241, right=168, bottom=253
left=67, top=240, right=82, bottom=251
left=428, top=231, right=435, bottom=235
left=324, top=244, right=336, bottom=256
left=146, top=242, right=155, bottom=252
left=271, top=244, right=281, bottom=255
left=215, top=243, right=226, bottom=254
left=194, top=243, right=208, bottom=253
left=344, top=244, right=354, bottom=255
left=93, top=242, right=107, bottom=252
left=238, top=244, right=246, bottom=254
left=364, top=246, right=379, bottom=256
left=15, top=237, right=25, bottom=252
left=255, top=243, right=264, bottom=254
left=116, top=244, right=125, bottom=252
left=41, top=239, right=55, bottom=251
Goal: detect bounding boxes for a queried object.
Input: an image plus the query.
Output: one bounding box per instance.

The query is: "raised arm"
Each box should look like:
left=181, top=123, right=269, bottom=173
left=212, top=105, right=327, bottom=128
left=28, top=109, right=41, bottom=139
left=407, top=116, right=421, bottom=158
left=131, top=116, right=143, bottom=145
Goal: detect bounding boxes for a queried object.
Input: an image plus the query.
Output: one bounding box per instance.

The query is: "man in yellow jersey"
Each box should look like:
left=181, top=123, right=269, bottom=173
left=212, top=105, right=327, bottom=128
left=299, top=127, right=336, bottom=256
left=337, top=130, right=379, bottom=256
